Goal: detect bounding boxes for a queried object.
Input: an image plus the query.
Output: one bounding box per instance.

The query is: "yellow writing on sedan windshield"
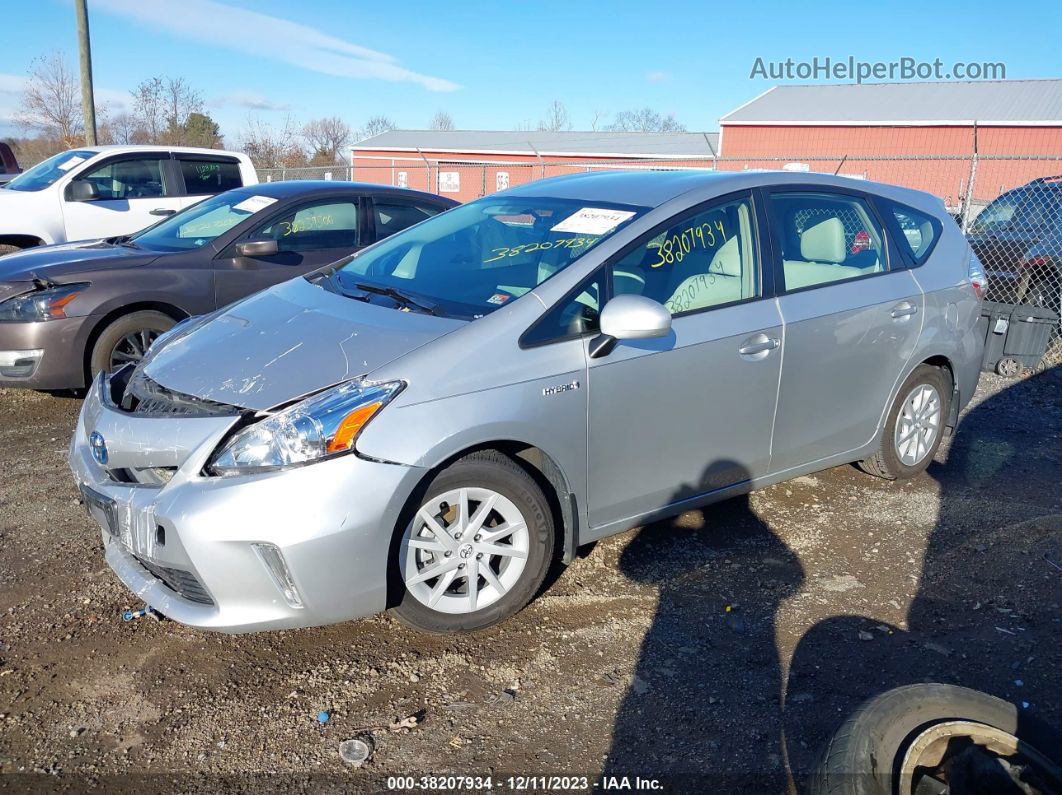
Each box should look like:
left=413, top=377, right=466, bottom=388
left=650, top=219, right=728, bottom=268
left=484, top=237, right=596, bottom=264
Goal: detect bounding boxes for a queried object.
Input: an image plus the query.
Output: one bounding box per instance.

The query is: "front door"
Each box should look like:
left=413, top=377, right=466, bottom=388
left=63, top=154, right=182, bottom=240
left=214, top=197, right=365, bottom=307
left=583, top=193, right=783, bottom=534
left=766, top=188, right=924, bottom=472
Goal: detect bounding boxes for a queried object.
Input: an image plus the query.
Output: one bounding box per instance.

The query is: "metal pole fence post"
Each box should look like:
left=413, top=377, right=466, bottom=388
left=961, top=123, right=979, bottom=234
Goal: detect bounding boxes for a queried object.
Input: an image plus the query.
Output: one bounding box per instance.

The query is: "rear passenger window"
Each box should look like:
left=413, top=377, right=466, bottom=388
left=374, top=202, right=442, bottom=240
left=77, top=158, right=167, bottom=199
left=887, top=203, right=940, bottom=265
left=180, top=159, right=243, bottom=195
left=608, top=196, right=759, bottom=315
left=769, top=192, right=886, bottom=291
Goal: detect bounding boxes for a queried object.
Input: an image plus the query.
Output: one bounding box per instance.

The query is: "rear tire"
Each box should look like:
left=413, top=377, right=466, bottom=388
left=859, top=364, right=950, bottom=480
left=0, top=244, right=22, bottom=257
left=810, top=684, right=1062, bottom=795
left=88, top=311, right=176, bottom=379
left=390, top=451, right=554, bottom=633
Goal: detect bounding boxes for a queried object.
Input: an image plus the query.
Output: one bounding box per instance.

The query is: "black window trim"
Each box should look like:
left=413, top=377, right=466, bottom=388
left=875, top=197, right=944, bottom=269
left=762, top=183, right=902, bottom=297
left=519, top=188, right=772, bottom=349
left=64, top=150, right=177, bottom=201
left=214, top=193, right=367, bottom=258
left=173, top=153, right=244, bottom=197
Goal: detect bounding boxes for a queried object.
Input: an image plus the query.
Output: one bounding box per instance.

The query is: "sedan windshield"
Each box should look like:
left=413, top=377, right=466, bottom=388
left=3, top=150, right=96, bottom=192
left=334, top=197, right=646, bottom=318
left=131, top=191, right=272, bottom=252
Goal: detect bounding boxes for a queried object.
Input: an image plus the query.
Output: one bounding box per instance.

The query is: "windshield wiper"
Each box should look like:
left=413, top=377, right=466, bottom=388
left=353, top=282, right=439, bottom=316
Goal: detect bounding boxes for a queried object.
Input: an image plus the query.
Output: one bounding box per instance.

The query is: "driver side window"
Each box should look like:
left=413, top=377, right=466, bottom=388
left=76, top=158, right=167, bottom=200
left=610, top=196, right=759, bottom=315
left=254, top=200, right=359, bottom=252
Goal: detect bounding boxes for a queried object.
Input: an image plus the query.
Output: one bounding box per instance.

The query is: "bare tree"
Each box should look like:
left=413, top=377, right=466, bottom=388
left=430, top=110, right=455, bottom=131
left=239, top=116, right=307, bottom=169
left=131, top=76, right=205, bottom=144
left=538, top=100, right=571, bottom=132
left=302, top=116, right=353, bottom=165
left=607, top=107, right=686, bottom=133
left=362, top=115, right=396, bottom=138
left=162, top=77, right=204, bottom=144
left=589, top=110, right=607, bottom=132
left=16, top=52, right=84, bottom=146
left=130, top=77, right=165, bottom=143
left=100, top=112, right=145, bottom=145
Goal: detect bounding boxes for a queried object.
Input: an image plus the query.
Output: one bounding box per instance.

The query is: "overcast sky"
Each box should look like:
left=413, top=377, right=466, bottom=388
left=2, top=0, right=1059, bottom=142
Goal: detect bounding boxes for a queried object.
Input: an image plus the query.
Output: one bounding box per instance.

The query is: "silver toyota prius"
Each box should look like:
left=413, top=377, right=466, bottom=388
left=68, top=171, right=985, bottom=634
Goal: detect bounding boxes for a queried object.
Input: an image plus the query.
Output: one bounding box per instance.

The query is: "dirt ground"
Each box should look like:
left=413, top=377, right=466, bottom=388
left=0, top=367, right=1059, bottom=793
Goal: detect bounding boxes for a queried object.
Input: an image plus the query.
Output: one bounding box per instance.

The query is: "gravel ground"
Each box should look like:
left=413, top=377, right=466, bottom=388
left=0, top=367, right=1059, bottom=792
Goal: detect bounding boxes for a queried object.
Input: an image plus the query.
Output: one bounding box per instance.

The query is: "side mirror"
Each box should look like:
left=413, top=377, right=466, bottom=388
left=236, top=239, right=279, bottom=257
left=69, top=181, right=99, bottom=202
left=590, top=294, right=672, bottom=358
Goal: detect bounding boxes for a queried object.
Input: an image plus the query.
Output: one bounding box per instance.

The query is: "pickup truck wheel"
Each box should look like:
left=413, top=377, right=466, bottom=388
left=391, top=451, right=554, bottom=633
left=0, top=244, right=21, bottom=256
left=89, top=311, right=176, bottom=377
left=859, top=364, right=950, bottom=480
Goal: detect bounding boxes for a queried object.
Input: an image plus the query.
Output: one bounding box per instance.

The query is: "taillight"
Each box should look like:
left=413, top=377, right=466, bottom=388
left=968, top=253, right=986, bottom=300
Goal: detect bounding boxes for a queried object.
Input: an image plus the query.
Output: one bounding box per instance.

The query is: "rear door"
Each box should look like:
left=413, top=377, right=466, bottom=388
left=766, top=187, right=924, bottom=472
left=213, top=195, right=366, bottom=306
left=62, top=152, right=182, bottom=240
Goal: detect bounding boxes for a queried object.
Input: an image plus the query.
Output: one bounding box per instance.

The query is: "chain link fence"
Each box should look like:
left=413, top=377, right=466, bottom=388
left=259, top=154, right=1062, bottom=358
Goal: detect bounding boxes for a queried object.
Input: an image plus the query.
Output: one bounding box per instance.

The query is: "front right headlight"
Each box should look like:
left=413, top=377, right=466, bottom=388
left=207, top=379, right=404, bottom=476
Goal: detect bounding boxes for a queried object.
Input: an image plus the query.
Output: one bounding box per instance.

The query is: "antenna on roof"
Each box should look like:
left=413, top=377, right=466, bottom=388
left=833, top=155, right=848, bottom=176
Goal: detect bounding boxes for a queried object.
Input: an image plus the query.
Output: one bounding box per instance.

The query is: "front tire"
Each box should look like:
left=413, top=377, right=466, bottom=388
left=860, top=364, right=950, bottom=480
left=88, top=311, right=176, bottom=378
left=390, top=451, right=554, bottom=633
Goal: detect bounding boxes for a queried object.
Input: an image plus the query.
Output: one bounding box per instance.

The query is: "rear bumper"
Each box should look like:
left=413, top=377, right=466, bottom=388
left=69, top=375, right=426, bottom=633
left=0, top=316, right=88, bottom=389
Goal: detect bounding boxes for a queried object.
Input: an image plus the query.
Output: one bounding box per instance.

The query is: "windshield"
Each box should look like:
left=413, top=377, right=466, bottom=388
left=131, top=191, right=275, bottom=251
left=334, top=197, right=646, bottom=319
left=3, top=150, right=96, bottom=192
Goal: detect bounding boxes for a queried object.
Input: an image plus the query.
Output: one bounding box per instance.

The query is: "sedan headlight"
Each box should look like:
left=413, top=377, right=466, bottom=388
left=0, top=283, right=86, bottom=321
left=207, top=380, right=404, bottom=476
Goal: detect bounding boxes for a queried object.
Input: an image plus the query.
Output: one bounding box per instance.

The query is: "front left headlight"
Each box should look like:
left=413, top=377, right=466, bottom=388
left=0, top=283, right=87, bottom=321
left=207, top=379, right=404, bottom=476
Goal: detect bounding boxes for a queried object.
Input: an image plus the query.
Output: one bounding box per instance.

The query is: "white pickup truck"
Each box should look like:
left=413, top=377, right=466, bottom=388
left=0, top=145, right=258, bottom=254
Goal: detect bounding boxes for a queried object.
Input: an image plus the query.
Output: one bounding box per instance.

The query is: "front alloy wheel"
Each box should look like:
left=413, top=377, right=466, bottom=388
left=391, top=451, right=554, bottom=633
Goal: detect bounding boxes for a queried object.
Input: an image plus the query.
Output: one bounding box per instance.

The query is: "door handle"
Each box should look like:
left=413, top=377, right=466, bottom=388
left=738, top=334, right=780, bottom=356
left=890, top=301, right=918, bottom=318
left=149, top=208, right=176, bottom=217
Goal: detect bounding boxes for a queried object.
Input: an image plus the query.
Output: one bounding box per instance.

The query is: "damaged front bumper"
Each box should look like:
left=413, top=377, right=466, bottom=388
left=68, top=373, right=425, bottom=633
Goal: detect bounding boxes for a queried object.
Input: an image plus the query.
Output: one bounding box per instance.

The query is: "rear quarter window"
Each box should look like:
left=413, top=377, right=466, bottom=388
left=180, top=159, right=243, bottom=196
left=885, top=201, right=942, bottom=266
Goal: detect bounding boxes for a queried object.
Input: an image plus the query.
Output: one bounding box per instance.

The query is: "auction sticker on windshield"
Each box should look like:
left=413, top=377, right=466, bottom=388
left=233, top=195, right=279, bottom=214
left=57, top=155, right=87, bottom=172
left=551, top=207, right=636, bottom=235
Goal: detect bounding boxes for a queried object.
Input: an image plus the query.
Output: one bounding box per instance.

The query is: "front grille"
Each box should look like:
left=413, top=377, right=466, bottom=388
left=134, top=556, right=214, bottom=606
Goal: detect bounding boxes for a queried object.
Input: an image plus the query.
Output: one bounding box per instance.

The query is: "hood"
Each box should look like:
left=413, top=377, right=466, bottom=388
left=0, top=240, right=161, bottom=283
left=144, top=277, right=465, bottom=410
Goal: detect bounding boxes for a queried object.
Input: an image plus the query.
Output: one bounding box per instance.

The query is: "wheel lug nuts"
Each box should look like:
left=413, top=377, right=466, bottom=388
left=444, top=551, right=452, bottom=557
left=476, top=553, right=483, bottom=560
left=474, top=534, right=482, bottom=541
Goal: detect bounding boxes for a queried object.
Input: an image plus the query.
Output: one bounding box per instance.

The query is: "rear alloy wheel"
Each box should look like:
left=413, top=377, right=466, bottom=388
left=89, top=310, right=176, bottom=378
left=859, top=364, right=950, bottom=480
left=391, top=451, right=553, bottom=633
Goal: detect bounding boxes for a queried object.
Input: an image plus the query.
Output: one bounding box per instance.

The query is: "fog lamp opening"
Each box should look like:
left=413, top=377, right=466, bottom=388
left=252, top=543, right=304, bottom=609
left=0, top=349, right=43, bottom=378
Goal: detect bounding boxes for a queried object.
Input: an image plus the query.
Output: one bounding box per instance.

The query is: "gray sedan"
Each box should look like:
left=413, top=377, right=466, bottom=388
left=68, top=170, right=985, bottom=633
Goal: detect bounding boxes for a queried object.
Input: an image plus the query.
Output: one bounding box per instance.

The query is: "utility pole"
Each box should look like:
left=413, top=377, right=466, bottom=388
left=75, top=0, right=97, bottom=145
